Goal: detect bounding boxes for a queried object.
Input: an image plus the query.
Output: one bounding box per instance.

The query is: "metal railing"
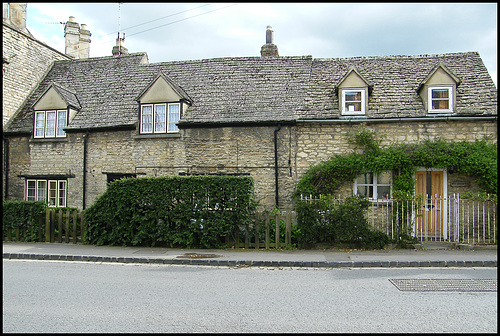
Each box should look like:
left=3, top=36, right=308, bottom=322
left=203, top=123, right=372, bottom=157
left=301, top=194, right=497, bottom=244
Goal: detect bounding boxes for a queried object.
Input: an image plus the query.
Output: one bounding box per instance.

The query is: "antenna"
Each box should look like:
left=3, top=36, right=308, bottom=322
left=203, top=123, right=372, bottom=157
left=117, top=2, right=124, bottom=55
left=118, top=2, right=122, bottom=37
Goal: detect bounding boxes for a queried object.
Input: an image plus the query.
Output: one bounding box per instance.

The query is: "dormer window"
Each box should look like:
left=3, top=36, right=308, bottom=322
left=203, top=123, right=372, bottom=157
left=428, top=86, right=453, bottom=113
left=140, top=102, right=180, bottom=134
left=342, top=88, right=367, bottom=115
left=34, top=110, right=68, bottom=138
left=32, top=83, right=78, bottom=139
left=337, top=68, right=371, bottom=116
left=137, top=72, right=191, bottom=135
left=418, top=63, right=460, bottom=114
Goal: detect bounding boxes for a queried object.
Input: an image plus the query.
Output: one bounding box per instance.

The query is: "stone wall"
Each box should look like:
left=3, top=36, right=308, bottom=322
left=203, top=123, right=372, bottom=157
left=295, top=119, right=497, bottom=198
left=2, top=23, right=70, bottom=126
left=4, top=135, right=30, bottom=200
left=5, top=119, right=496, bottom=210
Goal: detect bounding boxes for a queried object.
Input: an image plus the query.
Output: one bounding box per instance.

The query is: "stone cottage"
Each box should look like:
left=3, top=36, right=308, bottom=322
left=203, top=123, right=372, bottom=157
left=3, top=26, right=497, bottom=232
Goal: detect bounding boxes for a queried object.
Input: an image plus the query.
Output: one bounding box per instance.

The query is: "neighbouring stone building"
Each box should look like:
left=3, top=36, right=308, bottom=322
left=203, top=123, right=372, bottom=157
left=3, top=3, right=92, bottom=199
left=2, top=3, right=91, bottom=126
left=3, top=24, right=497, bottom=242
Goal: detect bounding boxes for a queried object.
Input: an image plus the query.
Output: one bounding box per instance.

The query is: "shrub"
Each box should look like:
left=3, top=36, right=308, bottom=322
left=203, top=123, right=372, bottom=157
left=295, top=196, right=389, bottom=249
left=3, top=200, right=47, bottom=242
left=85, top=175, right=256, bottom=248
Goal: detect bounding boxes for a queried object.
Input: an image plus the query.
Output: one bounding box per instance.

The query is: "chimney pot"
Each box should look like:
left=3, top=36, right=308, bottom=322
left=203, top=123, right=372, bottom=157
left=266, top=25, right=273, bottom=44
left=261, top=25, right=279, bottom=57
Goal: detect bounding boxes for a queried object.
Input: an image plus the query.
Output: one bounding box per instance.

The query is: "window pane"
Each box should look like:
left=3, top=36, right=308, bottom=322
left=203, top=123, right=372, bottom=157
left=357, top=185, right=373, bottom=198
left=378, top=171, right=392, bottom=185
left=154, top=104, right=166, bottom=133
left=346, top=102, right=361, bottom=111
left=48, top=181, right=57, bottom=206
left=35, top=112, right=45, bottom=137
left=37, top=180, right=47, bottom=202
left=141, top=105, right=153, bottom=133
left=58, top=181, right=67, bottom=207
left=432, top=89, right=449, bottom=99
left=345, top=92, right=361, bottom=101
left=377, top=186, right=391, bottom=200
left=168, top=104, right=180, bottom=132
left=45, top=111, right=56, bottom=137
left=432, top=100, right=449, bottom=110
left=356, top=173, right=373, bottom=184
left=57, top=111, right=67, bottom=136
left=27, top=180, right=36, bottom=201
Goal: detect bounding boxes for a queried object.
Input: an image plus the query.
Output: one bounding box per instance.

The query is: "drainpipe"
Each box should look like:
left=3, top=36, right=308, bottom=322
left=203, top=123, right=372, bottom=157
left=82, top=130, right=89, bottom=210
left=274, top=124, right=281, bottom=208
left=3, top=136, right=9, bottom=200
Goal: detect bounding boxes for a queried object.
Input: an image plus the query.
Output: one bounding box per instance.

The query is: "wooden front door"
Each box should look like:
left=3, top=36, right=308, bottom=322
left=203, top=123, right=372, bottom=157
left=415, top=171, right=444, bottom=238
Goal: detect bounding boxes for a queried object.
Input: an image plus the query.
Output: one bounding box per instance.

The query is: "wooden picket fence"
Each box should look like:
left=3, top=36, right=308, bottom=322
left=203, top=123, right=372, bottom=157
left=4, top=207, right=293, bottom=249
left=4, top=208, right=86, bottom=244
left=232, top=210, right=295, bottom=249
left=3, top=195, right=496, bottom=247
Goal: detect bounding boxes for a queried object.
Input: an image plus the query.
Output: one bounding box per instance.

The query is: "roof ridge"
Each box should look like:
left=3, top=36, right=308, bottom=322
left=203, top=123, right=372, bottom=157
left=53, top=52, right=149, bottom=63
left=148, top=55, right=314, bottom=66
left=313, top=51, right=479, bottom=62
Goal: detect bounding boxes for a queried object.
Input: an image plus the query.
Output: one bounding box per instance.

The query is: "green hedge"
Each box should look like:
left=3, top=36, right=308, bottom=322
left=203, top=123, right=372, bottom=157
left=295, top=196, right=389, bottom=249
left=85, top=175, right=256, bottom=248
left=3, top=200, right=47, bottom=242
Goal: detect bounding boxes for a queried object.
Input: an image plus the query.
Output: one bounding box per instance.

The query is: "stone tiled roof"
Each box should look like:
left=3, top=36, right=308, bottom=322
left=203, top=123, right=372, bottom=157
left=304, top=52, right=497, bottom=120
left=4, top=51, right=496, bottom=134
left=47, top=82, right=81, bottom=110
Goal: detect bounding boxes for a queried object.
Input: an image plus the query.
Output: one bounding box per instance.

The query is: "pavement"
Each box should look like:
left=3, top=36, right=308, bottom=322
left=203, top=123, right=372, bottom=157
left=3, top=241, right=497, bottom=268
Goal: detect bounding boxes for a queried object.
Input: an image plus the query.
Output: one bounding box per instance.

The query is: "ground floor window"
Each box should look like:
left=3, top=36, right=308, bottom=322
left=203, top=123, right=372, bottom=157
left=26, top=179, right=67, bottom=207
left=105, top=173, right=137, bottom=185
left=354, top=171, right=392, bottom=200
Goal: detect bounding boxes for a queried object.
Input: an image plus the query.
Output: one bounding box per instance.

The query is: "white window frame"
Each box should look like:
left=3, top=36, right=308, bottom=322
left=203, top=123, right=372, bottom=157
left=342, top=88, right=366, bottom=115
left=33, top=110, right=68, bottom=138
left=428, top=86, right=453, bottom=113
left=167, top=103, right=180, bottom=133
left=140, top=103, right=180, bottom=134
left=26, top=179, right=67, bottom=207
left=354, top=171, right=392, bottom=201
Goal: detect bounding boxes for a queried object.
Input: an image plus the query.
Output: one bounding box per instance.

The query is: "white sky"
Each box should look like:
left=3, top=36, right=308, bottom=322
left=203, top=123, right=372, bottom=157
left=25, top=2, right=497, bottom=86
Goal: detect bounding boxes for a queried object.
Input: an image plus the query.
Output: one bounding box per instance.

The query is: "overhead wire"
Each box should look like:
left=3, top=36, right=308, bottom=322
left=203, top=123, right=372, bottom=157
left=76, top=3, right=238, bottom=54
left=126, top=4, right=237, bottom=38
left=104, top=3, right=211, bottom=36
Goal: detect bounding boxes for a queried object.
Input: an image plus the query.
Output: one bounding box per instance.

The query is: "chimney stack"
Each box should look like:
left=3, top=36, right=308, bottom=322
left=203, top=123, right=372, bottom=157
left=4, top=3, right=28, bottom=33
left=112, top=33, right=129, bottom=56
left=260, top=25, right=279, bottom=57
left=64, top=16, right=91, bottom=59
left=78, top=24, right=91, bottom=59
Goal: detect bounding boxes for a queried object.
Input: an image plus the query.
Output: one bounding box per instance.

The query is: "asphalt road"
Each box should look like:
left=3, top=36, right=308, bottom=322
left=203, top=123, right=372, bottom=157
left=3, top=260, right=497, bottom=333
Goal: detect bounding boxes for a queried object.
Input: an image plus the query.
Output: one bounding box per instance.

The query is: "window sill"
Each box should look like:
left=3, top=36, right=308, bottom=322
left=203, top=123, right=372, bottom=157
left=428, top=110, right=454, bottom=114
left=134, top=133, right=181, bottom=139
left=341, top=112, right=366, bottom=116
left=30, top=137, right=68, bottom=143
left=367, top=198, right=391, bottom=202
